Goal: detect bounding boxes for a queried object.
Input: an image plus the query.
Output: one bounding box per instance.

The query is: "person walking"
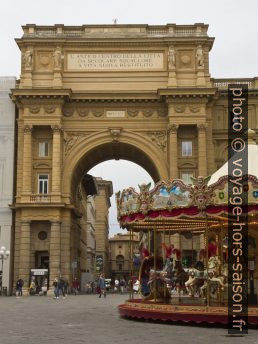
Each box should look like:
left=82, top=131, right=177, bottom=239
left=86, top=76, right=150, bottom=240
left=98, top=274, right=106, bottom=298
left=59, top=276, right=66, bottom=299
left=53, top=277, right=59, bottom=299
left=16, top=278, right=24, bottom=297
left=114, top=278, right=119, bottom=293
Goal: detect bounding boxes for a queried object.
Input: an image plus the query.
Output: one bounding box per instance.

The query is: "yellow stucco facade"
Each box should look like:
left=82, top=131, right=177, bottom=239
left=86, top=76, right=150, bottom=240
left=11, top=23, right=258, bottom=291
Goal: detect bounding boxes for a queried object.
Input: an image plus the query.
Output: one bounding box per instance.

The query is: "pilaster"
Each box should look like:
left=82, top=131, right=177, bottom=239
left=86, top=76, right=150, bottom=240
left=197, top=124, right=208, bottom=177
left=49, top=221, right=61, bottom=288
left=168, top=124, right=179, bottom=179
left=51, top=125, right=62, bottom=202
left=22, top=125, right=32, bottom=202
left=19, top=220, right=31, bottom=293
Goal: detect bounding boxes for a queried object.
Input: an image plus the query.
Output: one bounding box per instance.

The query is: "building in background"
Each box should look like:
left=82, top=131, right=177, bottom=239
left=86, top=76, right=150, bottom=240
left=86, top=195, right=96, bottom=275
left=95, top=178, right=113, bottom=277
left=0, top=77, right=16, bottom=294
left=109, top=232, right=140, bottom=282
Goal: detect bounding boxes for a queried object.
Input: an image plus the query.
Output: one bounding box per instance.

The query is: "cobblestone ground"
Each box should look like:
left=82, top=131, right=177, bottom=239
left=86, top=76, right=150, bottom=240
left=0, top=294, right=257, bottom=344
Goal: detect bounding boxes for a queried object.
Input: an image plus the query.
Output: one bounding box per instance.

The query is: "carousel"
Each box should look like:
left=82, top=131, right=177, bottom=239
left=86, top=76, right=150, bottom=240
left=116, top=131, right=258, bottom=325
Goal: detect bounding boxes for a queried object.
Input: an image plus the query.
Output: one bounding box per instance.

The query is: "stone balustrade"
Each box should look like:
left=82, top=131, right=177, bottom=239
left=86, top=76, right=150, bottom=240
left=30, top=194, right=51, bottom=203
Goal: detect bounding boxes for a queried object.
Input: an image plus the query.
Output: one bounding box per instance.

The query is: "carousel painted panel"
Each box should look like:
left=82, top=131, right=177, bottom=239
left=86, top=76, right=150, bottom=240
left=151, top=181, right=192, bottom=210
left=116, top=188, right=140, bottom=216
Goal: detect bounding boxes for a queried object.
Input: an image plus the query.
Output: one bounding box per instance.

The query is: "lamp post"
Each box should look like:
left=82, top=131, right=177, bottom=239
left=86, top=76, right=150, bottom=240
left=0, top=246, right=10, bottom=296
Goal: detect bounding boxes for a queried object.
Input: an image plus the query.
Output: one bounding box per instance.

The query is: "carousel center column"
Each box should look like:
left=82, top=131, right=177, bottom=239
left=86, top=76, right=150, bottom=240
left=19, top=220, right=31, bottom=294
left=51, top=125, right=62, bottom=202
left=197, top=124, right=208, bottom=177
left=48, top=220, right=61, bottom=294
left=22, top=125, right=33, bottom=202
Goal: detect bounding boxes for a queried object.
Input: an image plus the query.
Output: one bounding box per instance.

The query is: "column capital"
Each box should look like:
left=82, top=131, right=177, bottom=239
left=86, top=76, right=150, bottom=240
left=197, top=123, right=208, bottom=131
left=51, top=124, right=62, bottom=133
left=23, top=124, right=33, bottom=134
left=51, top=220, right=62, bottom=225
left=21, top=220, right=31, bottom=226
left=168, top=124, right=179, bottom=133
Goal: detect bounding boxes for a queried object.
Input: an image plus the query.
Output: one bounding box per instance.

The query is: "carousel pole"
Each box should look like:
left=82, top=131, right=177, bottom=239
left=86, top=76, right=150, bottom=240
left=205, top=213, right=210, bottom=307
left=191, top=231, right=194, bottom=267
left=154, top=226, right=157, bottom=303
left=129, top=228, right=133, bottom=301
left=131, top=229, right=134, bottom=300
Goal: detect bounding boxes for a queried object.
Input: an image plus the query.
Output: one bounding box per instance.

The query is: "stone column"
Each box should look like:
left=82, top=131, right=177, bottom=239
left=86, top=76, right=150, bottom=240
left=19, top=220, right=31, bottom=293
left=51, top=125, right=61, bottom=199
left=49, top=221, right=61, bottom=289
left=197, top=124, right=208, bottom=177
left=168, top=124, right=179, bottom=179
left=22, top=125, right=32, bottom=197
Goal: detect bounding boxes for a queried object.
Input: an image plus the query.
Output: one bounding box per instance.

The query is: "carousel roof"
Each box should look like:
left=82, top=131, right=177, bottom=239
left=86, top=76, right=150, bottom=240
left=209, top=129, right=258, bottom=185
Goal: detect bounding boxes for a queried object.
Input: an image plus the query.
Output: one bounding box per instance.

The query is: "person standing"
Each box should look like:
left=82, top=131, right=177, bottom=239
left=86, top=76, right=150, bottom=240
left=98, top=274, right=106, bottom=298
left=120, top=279, right=125, bottom=294
left=16, top=278, right=24, bottom=297
left=72, top=278, right=80, bottom=295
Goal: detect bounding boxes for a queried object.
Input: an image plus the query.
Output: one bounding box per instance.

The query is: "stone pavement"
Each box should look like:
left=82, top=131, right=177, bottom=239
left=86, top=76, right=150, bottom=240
left=0, top=294, right=257, bottom=344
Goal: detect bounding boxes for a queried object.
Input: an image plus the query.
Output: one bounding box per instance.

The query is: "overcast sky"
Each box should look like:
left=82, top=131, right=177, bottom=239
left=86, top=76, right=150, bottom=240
left=1, top=0, right=257, bottom=236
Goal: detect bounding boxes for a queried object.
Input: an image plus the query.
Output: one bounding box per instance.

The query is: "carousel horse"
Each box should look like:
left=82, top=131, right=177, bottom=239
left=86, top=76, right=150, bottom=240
left=185, top=261, right=205, bottom=297
left=200, top=257, right=225, bottom=300
left=173, top=260, right=188, bottom=295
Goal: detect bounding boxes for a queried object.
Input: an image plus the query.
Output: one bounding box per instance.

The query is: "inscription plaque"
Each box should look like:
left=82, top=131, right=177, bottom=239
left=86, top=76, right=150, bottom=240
left=106, top=111, right=126, bottom=118
left=67, top=52, right=164, bottom=70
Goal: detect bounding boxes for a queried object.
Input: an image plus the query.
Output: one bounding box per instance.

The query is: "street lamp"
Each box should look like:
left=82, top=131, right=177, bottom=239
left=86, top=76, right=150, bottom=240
left=0, top=246, right=10, bottom=296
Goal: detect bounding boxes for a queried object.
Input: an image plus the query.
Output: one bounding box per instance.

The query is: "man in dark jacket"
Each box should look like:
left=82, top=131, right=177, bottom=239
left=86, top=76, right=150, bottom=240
left=17, top=278, right=24, bottom=297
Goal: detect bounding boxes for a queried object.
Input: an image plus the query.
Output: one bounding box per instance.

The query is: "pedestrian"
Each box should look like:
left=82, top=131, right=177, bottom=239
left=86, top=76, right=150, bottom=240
left=72, top=277, right=80, bottom=295
left=29, top=279, right=36, bottom=295
left=114, top=278, right=119, bottom=293
left=16, top=278, right=24, bottom=297
left=53, top=277, right=59, bottom=299
left=98, top=274, right=106, bottom=298
left=59, top=276, right=66, bottom=299
left=120, top=279, right=125, bottom=294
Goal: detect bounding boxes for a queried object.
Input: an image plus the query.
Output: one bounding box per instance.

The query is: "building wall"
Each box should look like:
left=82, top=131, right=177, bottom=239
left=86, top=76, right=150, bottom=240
left=0, top=77, right=16, bottom=294
left=109, top=233, right=140, bottom=281
left=95, top=178, right=113, bottom=276
left=86, top=195, right=96, bottom=275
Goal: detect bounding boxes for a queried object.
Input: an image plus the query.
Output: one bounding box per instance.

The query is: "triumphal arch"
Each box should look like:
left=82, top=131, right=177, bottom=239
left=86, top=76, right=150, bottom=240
left=11, top=23, right=258, bottom=290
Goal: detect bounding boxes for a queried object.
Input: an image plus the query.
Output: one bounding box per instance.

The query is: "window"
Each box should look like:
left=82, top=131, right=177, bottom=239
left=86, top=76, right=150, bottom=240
left=118, top=264, right=123, bottom=271
left=38, top=142, right=49, bottom=157
left=38, top=175, right=48, bottom=194
left=182, top=141, right=192, bottom=156
left=181, top=172, right=194, bottom=185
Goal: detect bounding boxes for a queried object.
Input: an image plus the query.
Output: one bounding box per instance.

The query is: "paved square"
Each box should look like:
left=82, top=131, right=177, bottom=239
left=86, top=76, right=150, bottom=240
left=0, top=294, right=257, bottom=344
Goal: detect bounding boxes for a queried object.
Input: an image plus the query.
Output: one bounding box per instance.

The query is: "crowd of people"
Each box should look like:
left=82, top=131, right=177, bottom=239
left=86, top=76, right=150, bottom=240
left=15, top=275, right=129, bottom=298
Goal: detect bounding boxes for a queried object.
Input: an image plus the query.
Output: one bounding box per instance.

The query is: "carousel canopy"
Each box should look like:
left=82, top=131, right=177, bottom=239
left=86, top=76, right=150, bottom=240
left=208, top=129, right=258, bottom=185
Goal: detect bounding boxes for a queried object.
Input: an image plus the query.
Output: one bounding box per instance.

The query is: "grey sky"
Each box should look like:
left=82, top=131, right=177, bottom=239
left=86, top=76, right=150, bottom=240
left=1, top=0, right=257, bottom=236
left=89, top=161, right=153, bottom=237
left=1, top=0, right=258, bottom=77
